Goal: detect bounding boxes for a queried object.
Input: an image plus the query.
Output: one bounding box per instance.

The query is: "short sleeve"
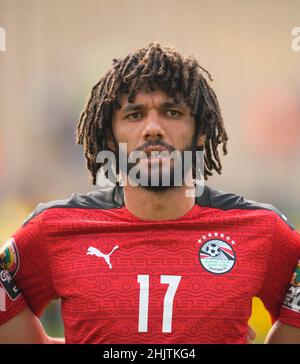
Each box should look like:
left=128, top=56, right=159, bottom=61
left=0, top=264, right=27, bottom=325
left=278, top=259, right=300, bottom=327
left=257, top=215, right=300, bottom=325
left=0, top=211, right=56, bottom=325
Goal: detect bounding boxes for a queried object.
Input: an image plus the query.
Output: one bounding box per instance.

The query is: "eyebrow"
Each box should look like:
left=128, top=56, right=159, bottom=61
left=121, top=101, right=186, bottom=113
left=122, top=104, right=144, bottom=113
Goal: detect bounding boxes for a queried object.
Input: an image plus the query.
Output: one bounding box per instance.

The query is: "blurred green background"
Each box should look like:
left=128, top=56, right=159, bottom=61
left=1, top=0, right=300, bottom=343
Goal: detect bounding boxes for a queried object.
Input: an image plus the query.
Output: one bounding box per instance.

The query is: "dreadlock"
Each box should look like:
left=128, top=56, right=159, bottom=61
left=76, top=42, right=228, bottom=185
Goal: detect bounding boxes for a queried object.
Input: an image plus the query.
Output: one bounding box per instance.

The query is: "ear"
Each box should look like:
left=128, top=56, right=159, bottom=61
left=197, top=134, right=206, bottom=148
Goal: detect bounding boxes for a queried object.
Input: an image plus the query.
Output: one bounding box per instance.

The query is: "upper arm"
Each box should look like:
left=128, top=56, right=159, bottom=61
left=0, top=306, right=48, bottom=344
left=1, top=213, right=56, bottom=317
left=258, top=220, right=300, bottom=321
left=265, top=321, right=300, bottom=344
left=0, top=212, right=57, bottom=341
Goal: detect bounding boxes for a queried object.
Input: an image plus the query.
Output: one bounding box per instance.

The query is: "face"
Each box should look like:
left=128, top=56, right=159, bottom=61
left=110, top=88, right=199, bottom=190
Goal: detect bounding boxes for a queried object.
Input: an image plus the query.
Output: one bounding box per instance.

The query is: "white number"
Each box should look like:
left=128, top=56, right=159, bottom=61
left=137, top=274, right=181, bottom=333
left=0, top=287, right=6, bottom=311
left=160, top=275, right=181, bottom=332
left=137, top=275, right=149, bottom=332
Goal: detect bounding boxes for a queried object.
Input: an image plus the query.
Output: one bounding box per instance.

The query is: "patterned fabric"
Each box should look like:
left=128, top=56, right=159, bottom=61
left=1, top=187, right=300, bottom=343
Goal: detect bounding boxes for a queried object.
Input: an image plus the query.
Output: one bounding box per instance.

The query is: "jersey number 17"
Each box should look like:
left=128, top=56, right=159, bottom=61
left=137, top=275, right=181, bottom=333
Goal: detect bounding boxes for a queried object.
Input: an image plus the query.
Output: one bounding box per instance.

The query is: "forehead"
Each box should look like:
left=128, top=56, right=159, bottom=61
left=118, top=88, right=185, bottom=108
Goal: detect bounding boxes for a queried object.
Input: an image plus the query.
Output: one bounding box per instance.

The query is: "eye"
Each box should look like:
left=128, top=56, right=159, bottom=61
left=166, top=109, right=181, bottom=118
left=126, top=112, right=143, bottom=120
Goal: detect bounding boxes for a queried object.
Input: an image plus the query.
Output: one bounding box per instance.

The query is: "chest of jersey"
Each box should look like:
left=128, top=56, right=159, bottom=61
left=44, top=207, right=274, bottom=343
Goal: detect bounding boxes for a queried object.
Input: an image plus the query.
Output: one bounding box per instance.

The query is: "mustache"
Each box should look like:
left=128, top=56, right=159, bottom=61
left=133, top=139, right=175, bottom=153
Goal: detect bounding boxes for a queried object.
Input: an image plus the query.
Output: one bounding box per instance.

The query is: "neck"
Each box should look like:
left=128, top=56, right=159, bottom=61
left=123, top=184, right=195, bottom=221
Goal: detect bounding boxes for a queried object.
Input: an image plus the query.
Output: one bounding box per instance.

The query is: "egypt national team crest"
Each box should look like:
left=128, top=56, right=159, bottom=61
left=198, top=232, right=236, bottom=274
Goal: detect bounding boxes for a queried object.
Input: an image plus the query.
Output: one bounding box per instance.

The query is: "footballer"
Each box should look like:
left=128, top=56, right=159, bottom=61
left=0, top=42, right=300, bottom=343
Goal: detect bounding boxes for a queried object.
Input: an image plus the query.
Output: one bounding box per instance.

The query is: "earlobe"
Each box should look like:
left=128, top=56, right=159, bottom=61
left=107, top=139, right=116, bottom=152
left=197, top=134, right=206, bottom=148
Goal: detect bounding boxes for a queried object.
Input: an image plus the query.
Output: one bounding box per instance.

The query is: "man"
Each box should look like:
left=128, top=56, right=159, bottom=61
left=0, top=42, right=300, bottom=343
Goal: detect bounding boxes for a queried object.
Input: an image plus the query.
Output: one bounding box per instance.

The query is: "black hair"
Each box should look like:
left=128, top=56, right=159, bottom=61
left=77, top=42, right=228, bottom=184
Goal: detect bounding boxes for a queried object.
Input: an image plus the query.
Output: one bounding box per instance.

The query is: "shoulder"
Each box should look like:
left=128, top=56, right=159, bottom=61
left=196, top=185, right=295, bottom=231
left=23, top=185, right=295, bottom=231
left=22, top=186, right=124, bottom=226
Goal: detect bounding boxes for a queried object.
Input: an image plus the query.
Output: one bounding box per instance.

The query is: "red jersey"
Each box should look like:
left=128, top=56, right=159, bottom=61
left=1, top=186, right=300, bottom=343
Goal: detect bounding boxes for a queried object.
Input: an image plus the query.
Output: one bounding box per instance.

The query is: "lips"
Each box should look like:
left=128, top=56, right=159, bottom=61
left=143, top=146, right=169, bottom=157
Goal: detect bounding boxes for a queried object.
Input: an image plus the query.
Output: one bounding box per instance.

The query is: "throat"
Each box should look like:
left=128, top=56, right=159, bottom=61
left=123, top=185, right=195, bottom=221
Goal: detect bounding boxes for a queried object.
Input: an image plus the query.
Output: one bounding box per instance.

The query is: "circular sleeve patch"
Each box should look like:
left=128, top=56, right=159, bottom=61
left=0, top=238, right=19, bottom=277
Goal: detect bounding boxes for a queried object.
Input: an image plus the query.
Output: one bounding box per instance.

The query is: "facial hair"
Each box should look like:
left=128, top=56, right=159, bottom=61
left=122, top=139, right=197, bottom=193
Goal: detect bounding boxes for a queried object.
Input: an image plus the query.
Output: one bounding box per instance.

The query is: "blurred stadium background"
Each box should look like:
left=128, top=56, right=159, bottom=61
left=0, top=0, right=300, bottom=343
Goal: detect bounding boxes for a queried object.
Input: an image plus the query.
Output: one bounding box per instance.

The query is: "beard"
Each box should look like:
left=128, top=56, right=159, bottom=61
left=119, top=139, right=197, bottom=193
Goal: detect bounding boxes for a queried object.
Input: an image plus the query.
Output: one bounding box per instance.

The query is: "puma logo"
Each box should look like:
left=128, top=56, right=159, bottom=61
left=87, top=245, right=119, bottom=269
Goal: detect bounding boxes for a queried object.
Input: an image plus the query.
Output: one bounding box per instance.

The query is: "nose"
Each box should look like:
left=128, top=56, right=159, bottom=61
left=141, top=111, right=166, bottom=141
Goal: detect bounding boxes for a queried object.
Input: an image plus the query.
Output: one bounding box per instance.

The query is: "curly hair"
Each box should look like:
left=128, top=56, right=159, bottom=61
left=76, top=42, right=228, bottom=185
